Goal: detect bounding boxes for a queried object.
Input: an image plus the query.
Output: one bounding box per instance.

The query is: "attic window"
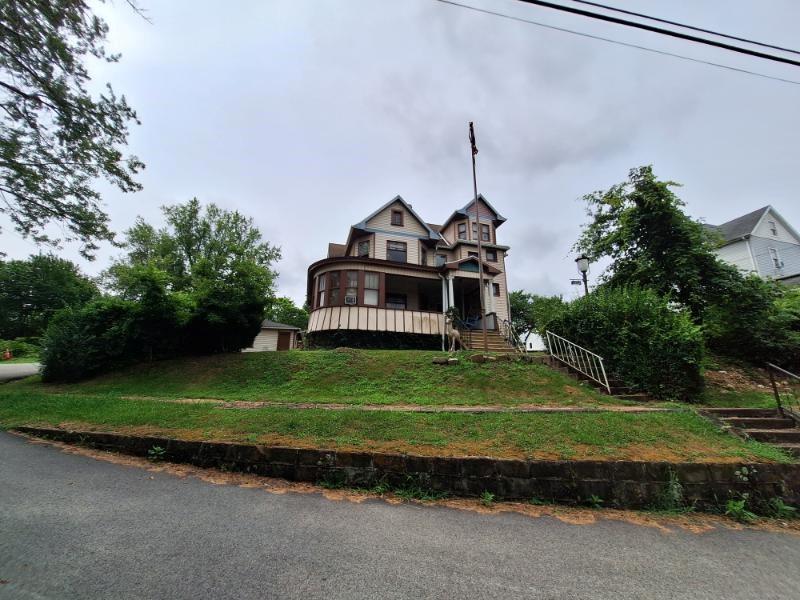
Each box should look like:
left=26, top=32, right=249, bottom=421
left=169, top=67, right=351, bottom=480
left=768, top=220, right=778, bottom=236
left=391, top=210, right=404, bottom=226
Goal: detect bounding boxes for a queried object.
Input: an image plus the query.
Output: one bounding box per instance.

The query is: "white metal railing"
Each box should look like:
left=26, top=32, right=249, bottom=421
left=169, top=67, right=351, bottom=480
left=501, top=319, right=524, bottom=354
left=545, top=330, right=611, bottom=395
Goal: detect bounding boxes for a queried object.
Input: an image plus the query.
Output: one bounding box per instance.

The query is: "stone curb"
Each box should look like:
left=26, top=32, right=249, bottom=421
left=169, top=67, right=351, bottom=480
left=14, top=426, right=800, bottom=509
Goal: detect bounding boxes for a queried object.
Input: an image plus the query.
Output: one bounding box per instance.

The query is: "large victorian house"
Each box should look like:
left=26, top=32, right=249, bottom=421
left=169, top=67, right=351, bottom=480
left=306, top=195, right=512, bottom=346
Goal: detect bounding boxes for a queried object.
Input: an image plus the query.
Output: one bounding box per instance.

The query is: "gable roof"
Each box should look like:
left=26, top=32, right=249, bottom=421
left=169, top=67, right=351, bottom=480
left=706, top=205, right=800, bottom=245
left=442, top=256, right=501, bottom=276
left=327, top=243, right=346, bottom=258
left=352, top=195, right=440, bottom=241
left=260, top=320, right=300, bottom=330
left=707, top=206, right=769, bottom=243
left=441, top=194, right=507, bottom=230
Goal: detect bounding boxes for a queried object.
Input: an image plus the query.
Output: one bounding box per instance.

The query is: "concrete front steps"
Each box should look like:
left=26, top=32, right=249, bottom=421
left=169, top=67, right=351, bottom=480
left=703, top=408, right=800, bottom=458
left=531, top=355, right=652, bottom=402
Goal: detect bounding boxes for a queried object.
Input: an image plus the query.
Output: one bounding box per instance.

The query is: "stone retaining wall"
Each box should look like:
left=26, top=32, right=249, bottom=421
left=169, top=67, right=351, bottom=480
left=15, top=427, right=800, bottom=509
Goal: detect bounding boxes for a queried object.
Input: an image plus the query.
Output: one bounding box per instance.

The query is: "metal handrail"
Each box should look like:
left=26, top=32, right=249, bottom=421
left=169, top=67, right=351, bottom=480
left=766, top=362, right=800, bottom=419
left=501, top=319, right=524, bottom=354
left=545, top=330, right=611, bottom=395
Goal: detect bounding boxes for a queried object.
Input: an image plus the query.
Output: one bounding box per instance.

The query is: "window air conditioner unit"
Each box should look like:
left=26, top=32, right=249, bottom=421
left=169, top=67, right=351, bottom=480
left=344, top=296, right=357, bottom=305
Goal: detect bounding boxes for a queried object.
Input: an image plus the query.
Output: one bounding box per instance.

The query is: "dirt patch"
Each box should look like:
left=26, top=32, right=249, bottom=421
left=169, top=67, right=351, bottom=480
left=18, top=433, right=800, bottom=536
left=705, top=360, right=793, bottom=394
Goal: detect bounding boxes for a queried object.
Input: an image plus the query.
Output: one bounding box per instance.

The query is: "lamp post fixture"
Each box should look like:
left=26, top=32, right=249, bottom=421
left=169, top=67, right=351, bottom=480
left=575, top=254, right=590, bottom=296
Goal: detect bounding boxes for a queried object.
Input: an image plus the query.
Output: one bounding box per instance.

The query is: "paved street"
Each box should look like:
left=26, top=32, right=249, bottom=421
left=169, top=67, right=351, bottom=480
left=1, top=432, right=799, bottom=600
left=0, top=363, right=39, bottom=383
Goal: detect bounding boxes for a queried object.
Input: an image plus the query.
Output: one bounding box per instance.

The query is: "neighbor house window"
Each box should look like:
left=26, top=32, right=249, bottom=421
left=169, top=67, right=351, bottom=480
left=769, top=248, right=783, bottom=269
left=357, top=240, right=370, bottom=257
left=457, top=223, right=467, bottom=240
left=364, top=272, right=379, bottom=306
left=486, top=249, right=497, bottom=262
left=481, top=224, right=490, bottom=241
left=391, top=210, right=404, bottom=226
left=328, top=271, right=340, bottom=305
left=492, top=283, right=501, bottom=297
left=387, top=240, right=407, bottom=262
left=421, top=247, right=428, bottom=266
left=316, top=274, right=326, bottom=307
left=768, top=220, right=778, bottom=236
left=435, top=254, right=447, bottom=267
left=345, top=270, right=359, bottom=304
left=386, top=293, right=407, bottom=309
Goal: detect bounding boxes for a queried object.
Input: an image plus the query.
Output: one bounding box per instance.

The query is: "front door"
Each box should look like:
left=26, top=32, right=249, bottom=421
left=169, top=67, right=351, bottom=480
left=277, top=331, right=291, bottom=351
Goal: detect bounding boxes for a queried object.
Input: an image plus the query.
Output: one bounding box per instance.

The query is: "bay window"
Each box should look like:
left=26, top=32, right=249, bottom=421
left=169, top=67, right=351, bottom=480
left=345, top=270, right=359, bottom=304
left=364, top=272, right=379, bottom=306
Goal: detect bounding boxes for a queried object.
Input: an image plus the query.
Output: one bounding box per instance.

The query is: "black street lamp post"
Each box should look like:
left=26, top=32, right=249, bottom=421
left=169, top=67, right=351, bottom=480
left=575, top=254, right=590, bottom=296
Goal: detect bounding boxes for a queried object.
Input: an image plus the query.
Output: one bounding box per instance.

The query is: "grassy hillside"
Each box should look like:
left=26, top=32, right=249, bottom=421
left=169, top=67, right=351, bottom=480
left=10, top=350, right=616, bottom=407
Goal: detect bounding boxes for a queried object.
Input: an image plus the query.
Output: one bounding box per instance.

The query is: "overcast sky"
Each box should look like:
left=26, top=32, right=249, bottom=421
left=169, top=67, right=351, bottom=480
left=3, top=0, right=799, bottom=305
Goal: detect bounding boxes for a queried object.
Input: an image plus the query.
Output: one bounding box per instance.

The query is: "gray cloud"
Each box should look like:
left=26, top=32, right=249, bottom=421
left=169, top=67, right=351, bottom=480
left=2, top=0, right=799, bottom=307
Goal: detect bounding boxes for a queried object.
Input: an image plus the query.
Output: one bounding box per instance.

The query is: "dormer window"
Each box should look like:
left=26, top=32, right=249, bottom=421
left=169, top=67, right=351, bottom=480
left=482, top=224, right=490, bottom=241
left=768, top=220, right=778, bottom=236
left=357, top=240, right=370, bottom=257
left=457, top=223, right=467, bottom=240
left=391, top=210, right=404, bottom=226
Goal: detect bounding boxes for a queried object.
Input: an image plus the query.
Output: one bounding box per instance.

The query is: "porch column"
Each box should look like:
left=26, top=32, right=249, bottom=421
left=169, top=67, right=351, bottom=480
left=447, top=274, right=455, bottom=310
left=486, top=281, right=494, bottom=313
left=441, top=277, right=449, bottom=311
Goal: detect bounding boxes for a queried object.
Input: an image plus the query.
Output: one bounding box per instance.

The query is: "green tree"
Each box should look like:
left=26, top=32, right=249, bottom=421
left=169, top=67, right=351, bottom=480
left=109, top=198, right=281, bottom=353
left=266, top=296, right=309, bottom=330
left=0, top=0, right=144, bottom=258
left=0, top=254, right=97, bottom=339
left=575, top=166, right=732, bottom=318
left=509, top=291, right=564, bottom=335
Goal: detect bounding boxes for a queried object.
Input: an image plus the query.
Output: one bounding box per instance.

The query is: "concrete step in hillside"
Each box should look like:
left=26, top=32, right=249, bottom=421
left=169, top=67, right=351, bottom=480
left=539, top=356, right=653, bottom=402
left=702, top=407, right=800, bottom=457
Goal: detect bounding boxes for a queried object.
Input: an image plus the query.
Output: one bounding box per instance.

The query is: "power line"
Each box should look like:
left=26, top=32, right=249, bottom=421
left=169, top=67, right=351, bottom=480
left=434, top=0, right=800, bottom=86
left=514, top=0, right=800, bottom=68
left=567, top=0, right=800, bottom=57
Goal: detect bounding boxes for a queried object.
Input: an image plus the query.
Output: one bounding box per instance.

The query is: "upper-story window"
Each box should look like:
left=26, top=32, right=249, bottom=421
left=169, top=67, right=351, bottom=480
left=420, top=247, right=428, bottom=266
left=329, top=271, right=340, bottom=305
left=387, top=240, right=407, bottom=262
left=435, top=254, right=447, bottom=267
left=345, top=271, right=359, bottom=304
left=492, top=283, right=501, bottom=297
left=457, top=223, right=467, bottom=240
left=391, top=210, right=404, bottom=226
left=357, top=240, right=370, bottom=257
left=472, top=223, right=477, bottom=240
left=769, top=248, right=783, bottom=269
left=316, top=274, right=327, bottom=307
left=482, top=224, right=490, bottom=241
left=768, top=220, right=778, bottom=236
left=364, top=272, right=379, bottom=306
left=486, top=249, right=497, bottom=262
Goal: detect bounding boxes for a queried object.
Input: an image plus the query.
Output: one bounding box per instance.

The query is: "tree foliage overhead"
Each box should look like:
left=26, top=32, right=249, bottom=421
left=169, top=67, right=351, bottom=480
left=0, top=254, right=97, bottom=339
left=266, top=296, right=309, bottom=330
left=575, top=166, right=734, bottom=318
left=0, top=0, right=143, bottom=258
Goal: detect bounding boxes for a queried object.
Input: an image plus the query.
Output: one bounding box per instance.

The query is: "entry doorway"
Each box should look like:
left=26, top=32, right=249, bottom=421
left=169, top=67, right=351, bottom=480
left=277, top=331, right=292, bottom=351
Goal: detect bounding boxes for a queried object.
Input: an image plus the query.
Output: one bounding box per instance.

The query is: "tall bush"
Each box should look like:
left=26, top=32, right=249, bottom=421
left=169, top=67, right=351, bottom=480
left=547, top=287, right=705, bottom=401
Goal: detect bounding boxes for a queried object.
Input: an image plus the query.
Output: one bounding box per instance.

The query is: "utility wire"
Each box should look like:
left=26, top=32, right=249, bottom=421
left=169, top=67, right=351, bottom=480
left=433, top=0, right=800, bottom=86
left=567, top=0, right=800, bottom=56
left=514, top=0, right=800, bottom=68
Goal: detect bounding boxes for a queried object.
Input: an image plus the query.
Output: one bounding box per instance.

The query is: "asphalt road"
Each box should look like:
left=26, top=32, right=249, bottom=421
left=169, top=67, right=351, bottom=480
left=1, top=432, right=799, bottom=600
left=0, top=363, right=39, bottom=383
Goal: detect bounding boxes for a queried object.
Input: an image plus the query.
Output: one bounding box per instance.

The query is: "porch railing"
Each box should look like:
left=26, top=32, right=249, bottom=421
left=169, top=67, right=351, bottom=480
left=766, top=362, right=800, bottom=420
left=501, top=319, right=524, bottom=354
left=545, top=330, right=611, bottom=395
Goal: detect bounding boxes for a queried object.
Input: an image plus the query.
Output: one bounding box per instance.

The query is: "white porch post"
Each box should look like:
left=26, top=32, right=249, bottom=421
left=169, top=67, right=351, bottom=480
left=448, top=274, right=455, bottom=312
left=487, top=280, right=494, bottom=314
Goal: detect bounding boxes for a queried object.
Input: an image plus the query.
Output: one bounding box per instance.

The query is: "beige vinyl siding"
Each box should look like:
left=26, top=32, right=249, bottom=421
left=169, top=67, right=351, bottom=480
left=372, top=232, right=420, bottom=264
left=366, top=202, right=428, bottom=236
left=491, top=271, right=510, bottom=323
left=314, top=261, right=440, bottom=280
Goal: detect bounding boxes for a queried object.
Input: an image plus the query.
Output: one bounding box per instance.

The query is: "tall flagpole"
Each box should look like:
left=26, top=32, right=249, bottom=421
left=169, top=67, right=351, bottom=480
left=469, top=122, right=489, bottom=353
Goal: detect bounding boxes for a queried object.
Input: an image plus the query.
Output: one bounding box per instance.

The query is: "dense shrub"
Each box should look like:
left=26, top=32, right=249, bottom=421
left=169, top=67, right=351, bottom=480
left=547, top=286, right=705, bottom=401
left=306, top=330, right=442, bottom=350
left=0, top=338, right=40, bottom=358
left=704, top=277, right=800, bottom=371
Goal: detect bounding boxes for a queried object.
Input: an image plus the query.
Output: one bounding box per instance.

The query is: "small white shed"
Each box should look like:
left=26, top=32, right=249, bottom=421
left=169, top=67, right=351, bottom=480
left=243, top=320, right=300, bottom=352
left=522, top=331, right=546, bottom=352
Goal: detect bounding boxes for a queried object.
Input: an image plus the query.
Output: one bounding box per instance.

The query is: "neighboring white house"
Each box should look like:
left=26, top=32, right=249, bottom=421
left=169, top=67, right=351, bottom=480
left=242, top=320, right=300, bottom=352
left=705, top=205, right=800, bottom=286
left=521, top=331, right=546, bottom=352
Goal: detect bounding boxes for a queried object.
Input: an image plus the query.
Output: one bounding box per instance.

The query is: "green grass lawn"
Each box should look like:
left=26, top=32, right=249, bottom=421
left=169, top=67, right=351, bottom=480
left=0, top=389, right=789, bottom=463
left=6, top=350, right=619, bottom=407
left=1, top=356, right=39, bottom=364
